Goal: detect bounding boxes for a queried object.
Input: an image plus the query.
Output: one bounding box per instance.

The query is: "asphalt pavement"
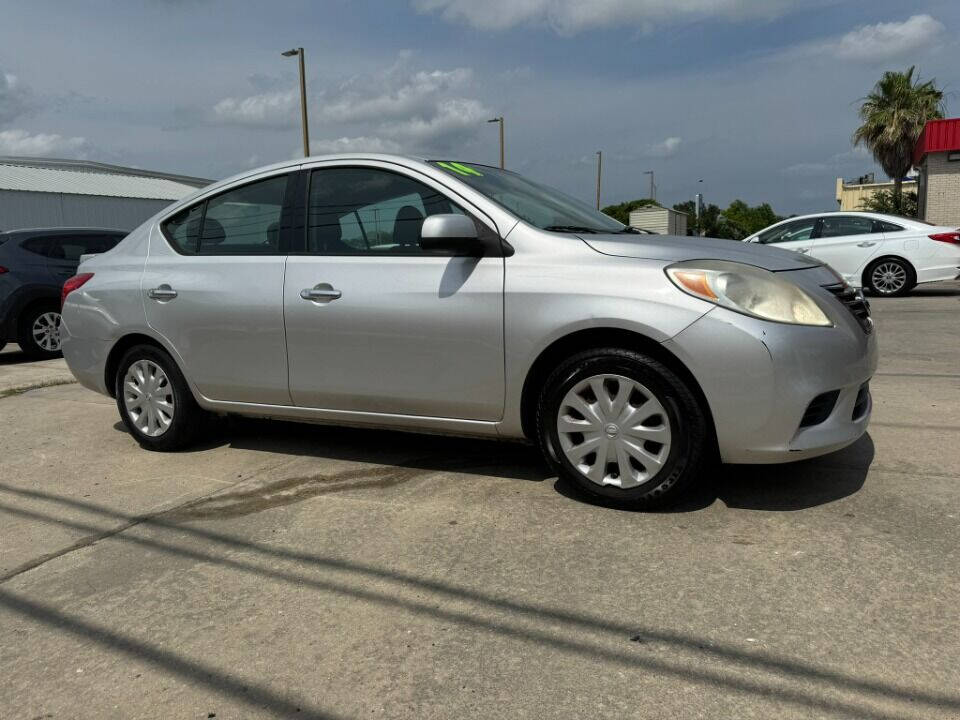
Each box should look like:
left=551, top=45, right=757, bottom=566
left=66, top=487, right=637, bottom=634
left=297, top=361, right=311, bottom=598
left=1, top=282, right=958, bottom=719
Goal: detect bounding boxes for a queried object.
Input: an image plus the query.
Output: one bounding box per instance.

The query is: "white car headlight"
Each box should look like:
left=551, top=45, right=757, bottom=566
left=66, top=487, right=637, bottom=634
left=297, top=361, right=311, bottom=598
left=666, top=260, right=832, bottom=327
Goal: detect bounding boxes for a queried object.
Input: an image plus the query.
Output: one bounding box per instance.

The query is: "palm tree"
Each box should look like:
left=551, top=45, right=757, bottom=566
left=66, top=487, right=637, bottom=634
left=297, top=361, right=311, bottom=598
left=853, top=66, right=944, bottom=214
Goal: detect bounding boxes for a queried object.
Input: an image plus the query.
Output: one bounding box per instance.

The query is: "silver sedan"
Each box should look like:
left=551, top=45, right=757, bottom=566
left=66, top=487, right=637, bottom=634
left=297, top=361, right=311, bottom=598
left=61, top=154, right=876, bottom=507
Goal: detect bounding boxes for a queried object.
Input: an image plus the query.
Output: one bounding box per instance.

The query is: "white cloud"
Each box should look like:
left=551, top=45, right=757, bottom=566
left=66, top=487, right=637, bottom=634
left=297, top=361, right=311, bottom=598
left=308, top=136, right=403, bottom=155
left=212, top=88, right=299, bottom=128
left=646, top=136, right=682, bottom=157
left=0, top=129, right=92, bottom=157
left=781, top=147, right=871, bottom=177
left=324, top=67, right=473, bottom=123
left=214, top=53, right=491, bottom=157
left=412, top=0, right=837, bottom=33
left=0, top=71, right=37, bottom=125
left=833, top=14, right=945, bottom=62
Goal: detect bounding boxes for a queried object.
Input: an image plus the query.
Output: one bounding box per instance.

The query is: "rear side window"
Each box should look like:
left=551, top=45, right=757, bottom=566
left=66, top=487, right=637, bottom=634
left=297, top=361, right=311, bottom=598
left=21, top=236, right=52, bottom=256
left=161, top=174, right=290, bottom=255
left=875, top=220, right=904, bottom=233
left=162, top=204, right=203, bottom=254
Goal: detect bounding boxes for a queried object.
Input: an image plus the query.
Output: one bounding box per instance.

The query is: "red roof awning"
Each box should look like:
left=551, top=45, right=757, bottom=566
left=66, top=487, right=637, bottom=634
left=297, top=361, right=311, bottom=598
left=914, top=118, right=960, bottom=165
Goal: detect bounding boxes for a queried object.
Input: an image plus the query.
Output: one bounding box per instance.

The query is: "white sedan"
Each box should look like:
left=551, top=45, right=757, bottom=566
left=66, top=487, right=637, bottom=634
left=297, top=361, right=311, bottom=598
left=744, top=211, right=960, bottom=296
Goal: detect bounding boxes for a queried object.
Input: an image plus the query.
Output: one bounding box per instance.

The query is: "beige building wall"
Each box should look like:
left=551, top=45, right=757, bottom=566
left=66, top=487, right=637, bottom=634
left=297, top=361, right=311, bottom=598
left=835, top=177, right=918, bottom=211
left=919, top=153, right=960, bottom=226
left=628, top=207, right=688, bottom=235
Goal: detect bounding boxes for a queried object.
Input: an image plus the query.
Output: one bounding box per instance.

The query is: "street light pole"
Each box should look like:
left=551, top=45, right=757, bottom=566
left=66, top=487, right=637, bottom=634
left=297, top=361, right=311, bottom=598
left=282, top=47, right=310, bottom=158
left=487, top=117, right=504, bottom=168
left=596, top=151, right=602, bottom=210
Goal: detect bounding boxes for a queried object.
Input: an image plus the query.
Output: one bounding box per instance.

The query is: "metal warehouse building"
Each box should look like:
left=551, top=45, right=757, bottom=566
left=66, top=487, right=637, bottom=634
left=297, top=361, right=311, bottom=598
left=0, top=156, right=210, bottom=232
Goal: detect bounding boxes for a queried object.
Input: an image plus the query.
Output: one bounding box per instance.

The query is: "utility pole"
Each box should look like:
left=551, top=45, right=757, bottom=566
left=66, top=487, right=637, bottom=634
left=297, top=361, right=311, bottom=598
left=487, top=117, right=504, bottom=168
left=282, top=47, right=310, bottom=157
left=595, top=151, right=602, bottom=210
left=642, top=170, right=656, bottom=201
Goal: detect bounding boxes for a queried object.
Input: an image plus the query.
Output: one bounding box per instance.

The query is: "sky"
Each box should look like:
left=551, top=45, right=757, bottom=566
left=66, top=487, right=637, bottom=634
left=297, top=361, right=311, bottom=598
left=0, top=0, right=957, bottom=215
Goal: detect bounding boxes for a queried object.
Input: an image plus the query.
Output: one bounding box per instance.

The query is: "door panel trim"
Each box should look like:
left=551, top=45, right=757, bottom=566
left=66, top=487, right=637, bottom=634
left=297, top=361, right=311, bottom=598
left=193, top=396, right=505, bottom=438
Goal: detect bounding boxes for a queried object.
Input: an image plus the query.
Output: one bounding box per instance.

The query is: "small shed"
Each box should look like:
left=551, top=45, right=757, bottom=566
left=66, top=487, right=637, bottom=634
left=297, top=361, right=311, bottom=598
left=628, top=206, right=688, bottom=235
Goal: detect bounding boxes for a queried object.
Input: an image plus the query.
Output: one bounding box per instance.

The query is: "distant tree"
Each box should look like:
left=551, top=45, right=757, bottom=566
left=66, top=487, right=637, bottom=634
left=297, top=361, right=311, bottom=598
left=673, top=200, right=722, bottom=237
left=601, top=198, right=661, bottom=225
left=859, top=189, right=919, bottom=218
left=853, top=66, right=944, bottom=214
left=718, top=200, right=781, bottom=240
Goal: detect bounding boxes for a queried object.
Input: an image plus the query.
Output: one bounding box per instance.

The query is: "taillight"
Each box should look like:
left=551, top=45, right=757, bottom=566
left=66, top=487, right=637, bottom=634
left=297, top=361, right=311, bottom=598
left=929, top=232, right=960, bottom=245
left=0, top=266, right=8, bottom=274
left=62, top=272, right=94, bottom=308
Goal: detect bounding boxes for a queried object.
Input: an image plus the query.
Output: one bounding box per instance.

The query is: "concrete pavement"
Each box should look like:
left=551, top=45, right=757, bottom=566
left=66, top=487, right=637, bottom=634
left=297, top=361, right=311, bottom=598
left=1, top=282, right=958, bottom=719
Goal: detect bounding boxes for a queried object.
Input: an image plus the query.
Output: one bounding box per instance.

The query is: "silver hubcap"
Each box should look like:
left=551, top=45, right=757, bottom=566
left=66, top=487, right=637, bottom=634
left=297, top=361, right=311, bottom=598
left=32, top=312, right=61, bottom=351
left=123, top=360, right=175, bottom=437
left=556, top=374, right=672, bottom=489
left=872, top=262, right=906, bottom=294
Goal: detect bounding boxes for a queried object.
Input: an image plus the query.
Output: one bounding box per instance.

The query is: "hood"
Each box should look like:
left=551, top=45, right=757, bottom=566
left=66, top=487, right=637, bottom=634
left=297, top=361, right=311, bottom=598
left=581, top=233, right=820, bottom=272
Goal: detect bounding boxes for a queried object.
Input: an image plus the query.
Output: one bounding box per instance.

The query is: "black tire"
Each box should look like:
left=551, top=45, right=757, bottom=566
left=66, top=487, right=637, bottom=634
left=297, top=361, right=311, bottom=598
left=17, top=301, right=63, bottom=359
left=536, top=348, right=708, bottom=508
left=114, top=344, right=205, bottom=451
left=864, top=257, right=915, bottom=297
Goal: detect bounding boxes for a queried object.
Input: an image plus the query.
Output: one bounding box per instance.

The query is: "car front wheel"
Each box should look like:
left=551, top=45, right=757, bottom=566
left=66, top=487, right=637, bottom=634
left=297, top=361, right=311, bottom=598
left=536, top=348, right=708, bottom=508
left=115, top=344, right=205, bottom=451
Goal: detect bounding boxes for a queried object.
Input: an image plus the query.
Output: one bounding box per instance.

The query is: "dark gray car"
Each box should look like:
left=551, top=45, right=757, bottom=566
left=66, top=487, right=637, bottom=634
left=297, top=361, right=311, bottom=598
left=0, top=227, right=126, bottom=358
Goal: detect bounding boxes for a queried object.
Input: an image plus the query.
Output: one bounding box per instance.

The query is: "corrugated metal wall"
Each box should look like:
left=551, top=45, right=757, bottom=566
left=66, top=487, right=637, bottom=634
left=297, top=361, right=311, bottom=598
left=0, top=190, right=172, bottom=231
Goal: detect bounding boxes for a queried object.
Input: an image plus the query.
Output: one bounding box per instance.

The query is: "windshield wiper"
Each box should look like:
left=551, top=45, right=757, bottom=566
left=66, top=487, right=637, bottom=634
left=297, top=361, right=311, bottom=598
left=543, top=225, right=601, bottom=234
left=616, top=226, right=641, bottom=234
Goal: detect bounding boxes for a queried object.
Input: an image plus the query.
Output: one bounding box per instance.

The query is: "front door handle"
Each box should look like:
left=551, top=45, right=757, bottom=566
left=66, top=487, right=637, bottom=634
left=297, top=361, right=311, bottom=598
left=148, top=284, right=178, bottom=301
left=857, top=241, right=877, bottom=248
left=797, top=248, right=810, bottom=254
left=300, top=283, right=342, bottom=303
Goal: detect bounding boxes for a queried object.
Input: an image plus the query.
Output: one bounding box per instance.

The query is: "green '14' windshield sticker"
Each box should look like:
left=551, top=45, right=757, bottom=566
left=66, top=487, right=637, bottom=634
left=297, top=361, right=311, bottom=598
left=436, top=161, right=484, bottom=177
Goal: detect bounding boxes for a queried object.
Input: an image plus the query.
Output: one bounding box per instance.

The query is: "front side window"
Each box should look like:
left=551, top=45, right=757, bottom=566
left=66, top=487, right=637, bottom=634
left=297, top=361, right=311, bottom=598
left=307, top=167, right=465, bottom=254
left=757, top=218, right=816, bottom=244
left=430, top=161, right=626, bottom=234
left=817, top=216, right=874, bottom=238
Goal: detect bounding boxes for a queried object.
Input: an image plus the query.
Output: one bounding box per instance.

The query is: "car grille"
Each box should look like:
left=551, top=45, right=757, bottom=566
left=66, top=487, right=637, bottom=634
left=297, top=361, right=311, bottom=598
left=800, top=390, right=840, bottom=428
left=822, top=283, right=873, bottom=334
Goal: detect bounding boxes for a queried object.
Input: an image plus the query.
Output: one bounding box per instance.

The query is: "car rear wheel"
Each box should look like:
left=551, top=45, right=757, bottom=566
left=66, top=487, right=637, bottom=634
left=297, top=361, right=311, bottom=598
left=115, top=344, right=205, bottom=451
left=18, top=302, right=63, bottom=359
left=865, top=257, right=915, bottom=297
left=536, top=348, right=708, bottom=508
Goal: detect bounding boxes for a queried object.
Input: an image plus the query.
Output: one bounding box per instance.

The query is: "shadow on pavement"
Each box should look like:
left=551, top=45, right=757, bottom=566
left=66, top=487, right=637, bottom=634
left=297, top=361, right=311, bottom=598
left=555, top=434, right=874, bottom=513
left=1, top=466, right=956, bottom=720
left=114, top=415, right=551, bottom=483
left=0, top=348, right=54, bottom=365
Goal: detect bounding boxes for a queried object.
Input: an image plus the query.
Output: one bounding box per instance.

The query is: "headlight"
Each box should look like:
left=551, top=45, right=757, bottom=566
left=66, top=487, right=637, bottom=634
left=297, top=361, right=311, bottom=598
left=665, top=260, right=832, bottom=327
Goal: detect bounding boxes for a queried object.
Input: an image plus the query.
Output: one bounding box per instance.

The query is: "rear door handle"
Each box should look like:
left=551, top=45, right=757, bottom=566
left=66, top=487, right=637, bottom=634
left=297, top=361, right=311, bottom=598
left=857, top=241, right=877, bottom=248
left=797, top=248, right=810, bottom=254
left=148, top=284, right=178, bottom=301
left=300, top=284, right=342, bottom=303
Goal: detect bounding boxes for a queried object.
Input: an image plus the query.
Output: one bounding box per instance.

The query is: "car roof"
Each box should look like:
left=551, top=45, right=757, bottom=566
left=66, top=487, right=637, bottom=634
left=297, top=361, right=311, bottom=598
left=0, top=227, right=128, bottom=237
left=751, top=210, right=921, bottom=236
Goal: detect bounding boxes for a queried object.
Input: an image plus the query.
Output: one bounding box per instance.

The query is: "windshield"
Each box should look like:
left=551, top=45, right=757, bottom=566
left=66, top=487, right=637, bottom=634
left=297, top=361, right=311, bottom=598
left=430, top=161, right=627, bottom=234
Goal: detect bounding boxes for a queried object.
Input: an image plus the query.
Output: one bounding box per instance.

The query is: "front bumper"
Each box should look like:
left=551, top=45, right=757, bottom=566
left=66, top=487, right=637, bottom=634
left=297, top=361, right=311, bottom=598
left=663, top=269, right=878, bottom=464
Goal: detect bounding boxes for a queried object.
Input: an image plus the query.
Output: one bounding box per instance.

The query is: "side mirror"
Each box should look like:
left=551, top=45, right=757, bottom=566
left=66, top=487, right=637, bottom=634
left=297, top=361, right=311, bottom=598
left=420, top=214, right=481, bottom=255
